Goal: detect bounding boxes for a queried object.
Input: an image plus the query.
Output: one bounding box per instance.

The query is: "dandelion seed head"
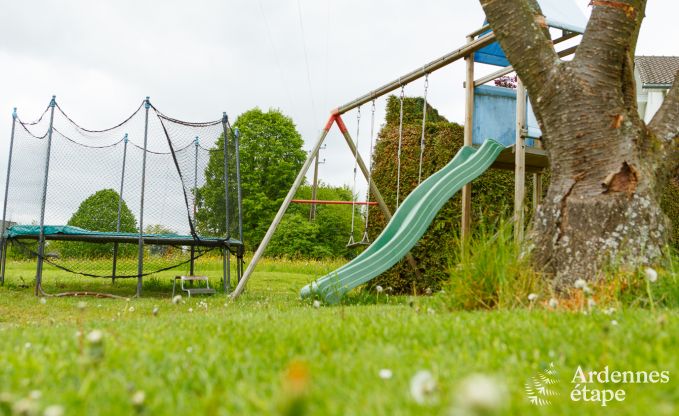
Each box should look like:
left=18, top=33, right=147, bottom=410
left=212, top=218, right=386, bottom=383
left=43, top=404, right=65, bottom=416
left=410, top=370, right=437, bottom=405
left=131, top=390, right=146, bottom=407
left=454, top=374, right=507, bottom=414
left=375, top=285, right=384, bottom=293
left=574, top=279, right=587, bottom=289
left=548, top=298, right=558, bottom=308
left=313, top=300, right=321, bottom=309
left=171, top=295, right=182, bottom=305
left=87, top=330, right=104, bottom=345
left=39, top=297, right=47, bottom=305
left=644, top=267, right=658, bottom=283
left=379, top=369, right=393, bottom=380
left=528, top=293, right=538, bottom=302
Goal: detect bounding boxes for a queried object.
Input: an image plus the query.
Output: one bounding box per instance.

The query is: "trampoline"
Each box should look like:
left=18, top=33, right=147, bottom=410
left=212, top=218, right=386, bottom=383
left=0, top=96, right=245, bottom=297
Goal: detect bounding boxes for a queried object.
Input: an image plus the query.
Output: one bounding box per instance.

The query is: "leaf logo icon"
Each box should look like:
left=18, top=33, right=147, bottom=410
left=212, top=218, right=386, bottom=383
left=525, top=363, right=560, bottom=406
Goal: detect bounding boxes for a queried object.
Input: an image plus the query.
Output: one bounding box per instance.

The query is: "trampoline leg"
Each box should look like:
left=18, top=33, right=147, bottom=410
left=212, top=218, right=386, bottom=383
left=136, top=241, right=144, bottom=297
left=112, top=242, right=118, bottom=284
left=0, top=238, right=7, bottom=285
left=36, top=239, right=45, bottom=296
left=190, top=246, right=195, bottom=276
left=223, top=247, right=230, bottom=294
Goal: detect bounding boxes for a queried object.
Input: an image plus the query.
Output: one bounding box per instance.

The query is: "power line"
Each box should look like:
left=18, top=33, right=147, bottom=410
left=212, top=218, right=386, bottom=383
left=256, top=0, right=296, bottom=114
left=296, top=0, right=318, bottom=126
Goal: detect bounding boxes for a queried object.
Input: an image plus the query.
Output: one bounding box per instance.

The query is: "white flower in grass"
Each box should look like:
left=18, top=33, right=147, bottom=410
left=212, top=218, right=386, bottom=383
left=39, top=297, right=47, bottom=305
left=375, top=285, right=384, bottom=294
left=583, top=286, right=593, bottom=296
left=528, top=293, right=539, bottom=302
left=86, top=330, right=104, bottom=345
left=548, top=298, right=558, bottom=309
left=12, top=398, right=38, bottom=416
left=587, top=298, right=597, bottom=309
left=379, top=369, right=393, bottom=380
left=425, top=287, right=433, bottom=296
left=152, top=307, right=159, bottom=316
left=603, top=307, right=616, bottom=316
left=28, top=390, right=41, bottom=400
left=77, top=301, right=87, bottom=311
left=611, top=320, right=619, bottom=326
left=574, top=279, right=587, bottom=289
left=644, top=267, right=658, bottom=283
left=410, top=370, right=437, bottom=405
left=43, top=404, right=65, bottom=416
left=188, top=308, right=193, bottom=313
left=454, top=374, right=507, bottom=414
left=172, top=295, right=182, bottom=305
left=312, top=300, right=321, bottom=309
left=24, top=342, right=32, bottom=350
left=131, top=390, right=146, bottom=408
left=128, top=306, right=135, bottom=313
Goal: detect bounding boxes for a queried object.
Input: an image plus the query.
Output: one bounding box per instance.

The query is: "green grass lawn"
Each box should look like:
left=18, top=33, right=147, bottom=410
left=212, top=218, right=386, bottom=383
left=1, top=258, right=678, bottom=415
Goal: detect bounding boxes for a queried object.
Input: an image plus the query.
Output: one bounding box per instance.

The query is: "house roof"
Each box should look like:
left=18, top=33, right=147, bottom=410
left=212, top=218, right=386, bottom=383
left=635, top=56, right=679, bottom=87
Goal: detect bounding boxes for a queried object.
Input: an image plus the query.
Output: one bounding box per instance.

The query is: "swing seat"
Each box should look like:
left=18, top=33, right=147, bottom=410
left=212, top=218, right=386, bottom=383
left=346, top=234, right=371, bottom=248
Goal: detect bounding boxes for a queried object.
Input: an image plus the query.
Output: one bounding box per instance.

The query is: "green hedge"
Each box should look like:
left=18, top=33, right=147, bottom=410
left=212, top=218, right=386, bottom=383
left=367, top=96, right=540, bottom=294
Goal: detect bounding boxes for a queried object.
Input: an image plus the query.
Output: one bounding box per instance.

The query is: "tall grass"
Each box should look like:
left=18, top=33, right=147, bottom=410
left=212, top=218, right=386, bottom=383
left=443, top=218, right=545, bottom=310
left=441, top=216, right=679, bottom=311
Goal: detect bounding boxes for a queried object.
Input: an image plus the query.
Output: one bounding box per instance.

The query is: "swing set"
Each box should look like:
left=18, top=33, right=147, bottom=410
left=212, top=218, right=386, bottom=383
left=228, top=0, right=587, bottom=300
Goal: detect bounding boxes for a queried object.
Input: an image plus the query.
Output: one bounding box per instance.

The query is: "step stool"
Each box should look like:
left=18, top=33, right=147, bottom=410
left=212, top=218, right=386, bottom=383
left=172, top=275, right=216, bottom=298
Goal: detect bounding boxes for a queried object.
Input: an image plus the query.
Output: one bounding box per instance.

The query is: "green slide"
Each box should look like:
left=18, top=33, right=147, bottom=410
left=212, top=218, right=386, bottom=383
left=300, top=139, right=505, bottom=304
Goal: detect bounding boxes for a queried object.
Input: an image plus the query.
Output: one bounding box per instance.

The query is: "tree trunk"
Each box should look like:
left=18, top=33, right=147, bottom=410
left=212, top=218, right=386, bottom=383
left=479, top=0, right=679, bottom=288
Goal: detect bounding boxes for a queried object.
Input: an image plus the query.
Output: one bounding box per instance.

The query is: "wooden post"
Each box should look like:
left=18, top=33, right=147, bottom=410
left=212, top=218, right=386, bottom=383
left=461, top=36, right=474, bottom=242
left=532, top=137, right=543, bottom=213
left=514, top=80, right=527, bottom=242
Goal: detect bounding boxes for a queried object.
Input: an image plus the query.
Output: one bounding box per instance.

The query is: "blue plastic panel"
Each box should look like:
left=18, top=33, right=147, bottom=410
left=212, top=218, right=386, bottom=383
left=472, top=85, right=541, bottom=146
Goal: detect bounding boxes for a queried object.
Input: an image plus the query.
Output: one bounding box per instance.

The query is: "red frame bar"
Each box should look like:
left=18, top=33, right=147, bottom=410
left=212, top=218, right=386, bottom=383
left=291, top=199, right=377, bottom=206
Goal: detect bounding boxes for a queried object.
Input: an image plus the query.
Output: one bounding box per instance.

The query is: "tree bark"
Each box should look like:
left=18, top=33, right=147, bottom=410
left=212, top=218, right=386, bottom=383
left=480, top=0, right=675, bottom=289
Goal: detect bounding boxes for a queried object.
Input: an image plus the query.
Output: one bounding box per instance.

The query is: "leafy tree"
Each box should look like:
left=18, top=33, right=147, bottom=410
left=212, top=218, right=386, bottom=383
left=481, top=0, right=679, bottom=287
left=196, top=108, right=306, bottom=248
left=267, top=184, right=358, bottom=259
left=59, top=189, right=137, bottom=258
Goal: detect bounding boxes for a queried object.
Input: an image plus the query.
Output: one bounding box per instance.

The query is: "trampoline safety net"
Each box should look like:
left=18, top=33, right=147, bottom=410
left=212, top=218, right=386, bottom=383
left=0, top=97, right=243, bottom=295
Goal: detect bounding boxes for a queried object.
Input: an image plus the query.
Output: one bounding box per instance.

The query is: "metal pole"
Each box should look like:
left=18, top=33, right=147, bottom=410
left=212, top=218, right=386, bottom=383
left=35, top=96, right=57, bottom=296
left=310, top=153, right=320, bottom=220
left=190, top=136, right=199, bottom=276
left=514, top=80, right=527, bottom=243
left=136, top=97, right=151, bottom=297
left=335, top=114, right=421, bottom=278
left=221, top=113, right=230, bottom=292
left=234, top=128, right=244, bottom=280
left=112, top=134, right=129, bottom=284
left=231, top=115, right=334, bottom=299
left=0, top=107, right=18, bottom=285
left=335, top=33, right=495, bottom=115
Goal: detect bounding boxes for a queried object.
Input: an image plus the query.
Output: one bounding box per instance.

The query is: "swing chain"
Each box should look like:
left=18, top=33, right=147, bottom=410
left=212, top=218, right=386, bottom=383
left=395, top=85, right=405, bottom=210
left=348, top=106, right=362, bottom=247
left=418, top=74, right=429, bottom=185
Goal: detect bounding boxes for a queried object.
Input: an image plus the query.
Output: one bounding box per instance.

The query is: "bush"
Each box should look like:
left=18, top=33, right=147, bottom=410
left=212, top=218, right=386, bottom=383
left=57, top=189, right=137, bottom=259
left=266, top=184, right=359, bottom=259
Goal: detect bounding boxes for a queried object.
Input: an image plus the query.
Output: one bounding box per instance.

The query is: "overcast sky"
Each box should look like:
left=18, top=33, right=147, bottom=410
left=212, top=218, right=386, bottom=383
left=1, top=0, right=678, bottom=215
